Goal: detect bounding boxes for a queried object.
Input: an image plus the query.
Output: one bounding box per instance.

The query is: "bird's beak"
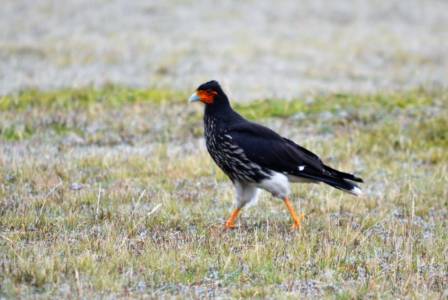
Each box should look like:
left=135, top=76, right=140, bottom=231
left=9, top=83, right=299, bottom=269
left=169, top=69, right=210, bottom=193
left=188, top=92, right=200, bottom=103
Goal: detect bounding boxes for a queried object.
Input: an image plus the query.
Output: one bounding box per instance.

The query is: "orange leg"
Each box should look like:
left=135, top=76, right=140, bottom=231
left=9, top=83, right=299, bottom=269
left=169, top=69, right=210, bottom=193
left=225, top=208, right=241, bottom=229
left=283, top=197, right=305, bottom=230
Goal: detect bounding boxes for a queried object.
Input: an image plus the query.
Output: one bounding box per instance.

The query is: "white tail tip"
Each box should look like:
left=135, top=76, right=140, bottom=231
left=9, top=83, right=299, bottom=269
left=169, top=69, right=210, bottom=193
left=351, top=186, right=363, bottom=196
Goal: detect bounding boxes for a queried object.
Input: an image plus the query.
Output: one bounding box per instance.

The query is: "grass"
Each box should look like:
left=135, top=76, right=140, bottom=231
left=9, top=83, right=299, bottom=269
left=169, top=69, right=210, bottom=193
left=0, top=85, right=184, bottom=112
left=0, top=87, right=447, bottom=298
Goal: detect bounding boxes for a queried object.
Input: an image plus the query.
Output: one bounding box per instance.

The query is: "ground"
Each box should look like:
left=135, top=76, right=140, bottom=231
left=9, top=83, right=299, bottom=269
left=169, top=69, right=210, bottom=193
left=0, top=87, right=447, bottom=298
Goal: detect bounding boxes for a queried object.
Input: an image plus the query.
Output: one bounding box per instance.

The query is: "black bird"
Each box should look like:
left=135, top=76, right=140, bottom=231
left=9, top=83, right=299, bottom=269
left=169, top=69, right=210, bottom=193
left=189, top=80, right=363, bottom=229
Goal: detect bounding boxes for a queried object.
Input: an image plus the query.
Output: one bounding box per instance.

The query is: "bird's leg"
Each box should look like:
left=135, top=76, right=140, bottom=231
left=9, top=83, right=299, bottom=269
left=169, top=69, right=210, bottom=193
left=225, top=208, right=241, bottom=229
left=283, top=197, right=304, bottom=230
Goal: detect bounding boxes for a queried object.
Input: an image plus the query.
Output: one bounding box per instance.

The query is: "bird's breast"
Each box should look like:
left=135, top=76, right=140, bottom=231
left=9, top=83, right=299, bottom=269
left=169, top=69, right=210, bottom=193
left=203, top=116, right=271, bottom=183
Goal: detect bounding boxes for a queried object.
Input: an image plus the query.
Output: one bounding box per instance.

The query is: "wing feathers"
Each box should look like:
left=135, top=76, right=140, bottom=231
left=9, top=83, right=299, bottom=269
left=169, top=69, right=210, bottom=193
left=228, top=121, right=363, bottom=193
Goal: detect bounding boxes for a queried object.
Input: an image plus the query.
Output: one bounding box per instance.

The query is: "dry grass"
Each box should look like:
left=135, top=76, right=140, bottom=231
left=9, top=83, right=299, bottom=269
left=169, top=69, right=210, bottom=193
left=0, top=87, right=447, bottom=298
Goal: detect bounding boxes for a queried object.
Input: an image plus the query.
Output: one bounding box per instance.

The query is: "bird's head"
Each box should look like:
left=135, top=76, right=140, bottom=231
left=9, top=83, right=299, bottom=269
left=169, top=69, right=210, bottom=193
left=188, top=80, right=227, bottom=106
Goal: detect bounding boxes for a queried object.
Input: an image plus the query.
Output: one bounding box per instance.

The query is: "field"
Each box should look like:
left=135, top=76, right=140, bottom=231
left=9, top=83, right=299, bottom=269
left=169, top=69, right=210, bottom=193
left=0, top=87, right=447, bottom=298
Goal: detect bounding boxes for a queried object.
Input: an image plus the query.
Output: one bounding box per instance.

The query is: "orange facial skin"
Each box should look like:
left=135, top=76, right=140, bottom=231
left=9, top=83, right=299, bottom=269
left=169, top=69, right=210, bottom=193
left=197, top=90, right=217, bottom=104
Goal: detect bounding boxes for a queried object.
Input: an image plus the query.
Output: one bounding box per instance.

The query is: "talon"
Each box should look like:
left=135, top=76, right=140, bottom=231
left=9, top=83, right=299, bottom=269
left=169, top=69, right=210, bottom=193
left=290, top=217, right=302, bottom=230
left=225, top=222, right=236, bottom=230
left=225, top=218, right=237, bottom=229
left=291, top=221, right=301, bottom=230
left=224, top=208, right=241, bottom=230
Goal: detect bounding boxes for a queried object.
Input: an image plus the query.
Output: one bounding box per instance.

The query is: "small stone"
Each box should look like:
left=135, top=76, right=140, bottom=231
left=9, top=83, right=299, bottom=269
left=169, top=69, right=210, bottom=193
left=5, top=174, right=16, bottom=182
left=62, top=133, right=85, bottom=145
left=59, top=283, right=71, bottom=295
left=70, top=183, right=83, bottom=191
left=292, top=112, right=306, bottom=121
left=137, top=281, right=146, bottom=292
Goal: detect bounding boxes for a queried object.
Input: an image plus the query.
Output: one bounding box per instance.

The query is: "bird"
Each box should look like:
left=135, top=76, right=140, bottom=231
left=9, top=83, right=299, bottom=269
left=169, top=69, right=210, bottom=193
left=189, top=80, right=363, bottom=230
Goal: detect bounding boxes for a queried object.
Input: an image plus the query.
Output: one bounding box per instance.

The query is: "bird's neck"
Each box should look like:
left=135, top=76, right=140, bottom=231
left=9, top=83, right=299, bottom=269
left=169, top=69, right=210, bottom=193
left=204, top=95, right=238, bottom=121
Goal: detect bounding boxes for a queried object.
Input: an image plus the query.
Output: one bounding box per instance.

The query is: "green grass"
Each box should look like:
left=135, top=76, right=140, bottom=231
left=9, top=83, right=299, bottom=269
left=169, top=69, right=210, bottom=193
left=0, top=85, right=185, bottom=111
left=0, top=87, right=447, bottom=298
left=235, top=89, right=435, bottom=119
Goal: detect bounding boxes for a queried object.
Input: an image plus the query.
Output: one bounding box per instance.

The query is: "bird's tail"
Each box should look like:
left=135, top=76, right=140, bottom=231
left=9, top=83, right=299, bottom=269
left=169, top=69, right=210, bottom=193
left=298, top=165, right=363, bottom=196
left=321, top=165, right=363, bottom=196
left=321, top=177, right=363, bottom=196
left=324, top=165, right=363, bottom=183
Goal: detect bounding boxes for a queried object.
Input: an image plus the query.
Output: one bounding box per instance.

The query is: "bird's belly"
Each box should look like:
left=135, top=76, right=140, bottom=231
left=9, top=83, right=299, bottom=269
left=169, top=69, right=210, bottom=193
left=257, top=171, right=290, bottom=199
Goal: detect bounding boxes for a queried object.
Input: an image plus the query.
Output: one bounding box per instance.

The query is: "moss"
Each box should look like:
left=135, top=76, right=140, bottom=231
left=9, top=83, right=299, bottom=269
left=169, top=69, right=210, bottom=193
left=0, top=124, right=35, bottom=141
left=415, top=116, right=448, bottom=148
left=235, top=99, right=306, bottom=119
left=0, top=86, right=438, bottom=116
left=0, top=85, right=186, bottom=111
left=234, top=89, right=437, bottom=120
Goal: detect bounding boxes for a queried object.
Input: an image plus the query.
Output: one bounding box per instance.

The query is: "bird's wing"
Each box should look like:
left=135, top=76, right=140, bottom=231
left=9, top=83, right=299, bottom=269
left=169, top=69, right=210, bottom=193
left=227, top=121, right=363, bottom=194
left=227, top=121, right=328, bottom=177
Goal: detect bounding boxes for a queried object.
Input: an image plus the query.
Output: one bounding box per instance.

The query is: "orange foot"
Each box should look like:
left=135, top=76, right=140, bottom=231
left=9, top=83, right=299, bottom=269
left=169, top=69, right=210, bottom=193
left=224, top=208, right=241, bottom=230
left=225, top=220, right=237, bottom=229
left=284, top=197, right=305, bottom=230
left=291, top=212, right=305, bottom=230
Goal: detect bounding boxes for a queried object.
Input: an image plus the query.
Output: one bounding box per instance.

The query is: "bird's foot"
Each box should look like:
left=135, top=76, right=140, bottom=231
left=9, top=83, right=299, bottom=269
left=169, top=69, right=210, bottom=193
left=290, top=212, right=305, bottom=230
left=224, top=208, right=241, bottom=230
left=224, top=221, right=237, bottom=230
left=291, top=223, right=300, bottom=230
